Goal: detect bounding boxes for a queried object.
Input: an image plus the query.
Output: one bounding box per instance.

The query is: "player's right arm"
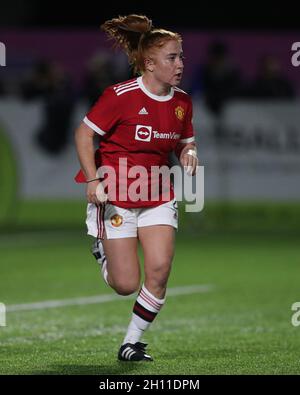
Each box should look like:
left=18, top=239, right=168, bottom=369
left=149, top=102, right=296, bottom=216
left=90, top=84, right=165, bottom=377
left=74, top=122, right=101, bottom=205
left=75, top=86, right=121, bottom=204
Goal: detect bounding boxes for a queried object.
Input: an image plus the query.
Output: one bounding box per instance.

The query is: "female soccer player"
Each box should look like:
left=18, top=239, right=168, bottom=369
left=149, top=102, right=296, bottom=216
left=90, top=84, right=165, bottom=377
left=75, top=14, right=198, bottom=361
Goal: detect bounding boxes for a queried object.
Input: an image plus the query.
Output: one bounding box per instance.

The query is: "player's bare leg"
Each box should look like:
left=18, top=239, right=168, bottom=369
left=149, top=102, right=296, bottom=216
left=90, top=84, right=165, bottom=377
left=118, top=225, right=175, bottom=361
left=101, top=236, right=141, bottom=296
left=139, top=225, right=175, bottom=299
left=92, top=235, right=151, bottom=361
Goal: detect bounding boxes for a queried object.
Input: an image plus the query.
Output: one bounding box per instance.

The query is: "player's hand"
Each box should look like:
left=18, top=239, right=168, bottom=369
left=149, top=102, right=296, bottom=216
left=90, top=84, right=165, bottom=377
left=180, top=147, right=198, bottom=176
left=86, top=180, right=108, bottom=205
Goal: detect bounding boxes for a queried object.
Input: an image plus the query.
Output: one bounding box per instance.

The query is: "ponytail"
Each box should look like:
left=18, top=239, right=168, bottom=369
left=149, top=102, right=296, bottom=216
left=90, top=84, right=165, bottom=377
left=101, top=14, right=181, bottom=75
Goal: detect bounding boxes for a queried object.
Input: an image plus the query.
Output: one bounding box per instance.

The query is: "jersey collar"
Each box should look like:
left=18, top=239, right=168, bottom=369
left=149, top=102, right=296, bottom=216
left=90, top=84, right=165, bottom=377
left=137, top=76, right=174, bottom=102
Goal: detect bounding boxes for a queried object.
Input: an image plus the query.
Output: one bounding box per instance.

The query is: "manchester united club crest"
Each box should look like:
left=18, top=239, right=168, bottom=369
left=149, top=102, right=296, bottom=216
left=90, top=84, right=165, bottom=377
left=110, top=214, right=123, bottom=227
left=175, top=106, right=185, bottom=121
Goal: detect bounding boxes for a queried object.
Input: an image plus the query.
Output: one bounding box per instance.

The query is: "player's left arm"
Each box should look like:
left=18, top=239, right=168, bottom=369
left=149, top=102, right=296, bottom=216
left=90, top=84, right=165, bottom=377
left=175, top=97, right=198, bottom=176
left=176, top=142, right=198, bottom=176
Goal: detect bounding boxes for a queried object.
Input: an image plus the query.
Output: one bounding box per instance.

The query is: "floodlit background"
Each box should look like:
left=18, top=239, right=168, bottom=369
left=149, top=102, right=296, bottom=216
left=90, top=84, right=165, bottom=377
left=0, top=2, right=300, bottom=374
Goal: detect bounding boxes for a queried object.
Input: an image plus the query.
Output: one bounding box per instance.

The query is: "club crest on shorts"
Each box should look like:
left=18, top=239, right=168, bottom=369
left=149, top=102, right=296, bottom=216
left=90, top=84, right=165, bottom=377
left=110, top=214, right=123, bottom=227
left=175, top=106, right=185, bottom=121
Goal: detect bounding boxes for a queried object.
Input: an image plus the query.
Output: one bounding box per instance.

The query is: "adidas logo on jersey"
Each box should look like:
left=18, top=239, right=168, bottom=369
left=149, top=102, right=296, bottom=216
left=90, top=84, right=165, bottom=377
left=138, top=107, right=149, bottom=115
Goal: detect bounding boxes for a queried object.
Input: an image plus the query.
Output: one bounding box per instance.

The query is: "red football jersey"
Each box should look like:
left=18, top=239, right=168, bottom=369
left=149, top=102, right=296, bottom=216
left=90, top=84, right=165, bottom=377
left=75, top=76, right=195, bottom=208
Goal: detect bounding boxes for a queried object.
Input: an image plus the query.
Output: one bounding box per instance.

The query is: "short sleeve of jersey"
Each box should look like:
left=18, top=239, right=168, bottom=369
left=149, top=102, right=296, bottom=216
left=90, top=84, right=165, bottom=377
left=83, top=87, right=120, bottom=138
left=180, top=98, right=195, bottom=144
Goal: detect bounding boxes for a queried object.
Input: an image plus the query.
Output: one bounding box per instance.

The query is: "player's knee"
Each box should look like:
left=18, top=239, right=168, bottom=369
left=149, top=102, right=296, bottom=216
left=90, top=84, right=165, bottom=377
left=115, top=286, right=138, bottom=296
left=113, top=279, right=140, bottom=296
left=153, top=259, right=172, bottom=277
left=147, top=260, right=172, bottom=288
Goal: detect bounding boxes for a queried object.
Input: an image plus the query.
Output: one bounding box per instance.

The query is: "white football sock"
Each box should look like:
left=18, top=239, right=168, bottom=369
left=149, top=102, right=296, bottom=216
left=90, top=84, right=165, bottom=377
left=122, top=284, right=165, bottom=345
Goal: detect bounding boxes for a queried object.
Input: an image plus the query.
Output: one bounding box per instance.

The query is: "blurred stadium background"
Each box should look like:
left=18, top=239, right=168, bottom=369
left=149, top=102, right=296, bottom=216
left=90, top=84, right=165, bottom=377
left=0, top=2, right=300, bottom=375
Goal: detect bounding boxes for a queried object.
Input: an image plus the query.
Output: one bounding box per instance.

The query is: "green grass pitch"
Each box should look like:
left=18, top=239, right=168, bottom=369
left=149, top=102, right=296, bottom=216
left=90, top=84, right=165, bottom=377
left=0, top=230, right=300, bottom=374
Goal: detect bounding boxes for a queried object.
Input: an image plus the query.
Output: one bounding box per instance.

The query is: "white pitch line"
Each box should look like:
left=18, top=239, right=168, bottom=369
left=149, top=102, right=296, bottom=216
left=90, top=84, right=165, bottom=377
left=6, top=284, right=214, bottom=313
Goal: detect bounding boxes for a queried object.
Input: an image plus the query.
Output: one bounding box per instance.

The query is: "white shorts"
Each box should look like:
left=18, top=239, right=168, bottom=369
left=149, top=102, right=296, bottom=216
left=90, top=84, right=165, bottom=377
left=86, top=199, right=178, bottom=239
